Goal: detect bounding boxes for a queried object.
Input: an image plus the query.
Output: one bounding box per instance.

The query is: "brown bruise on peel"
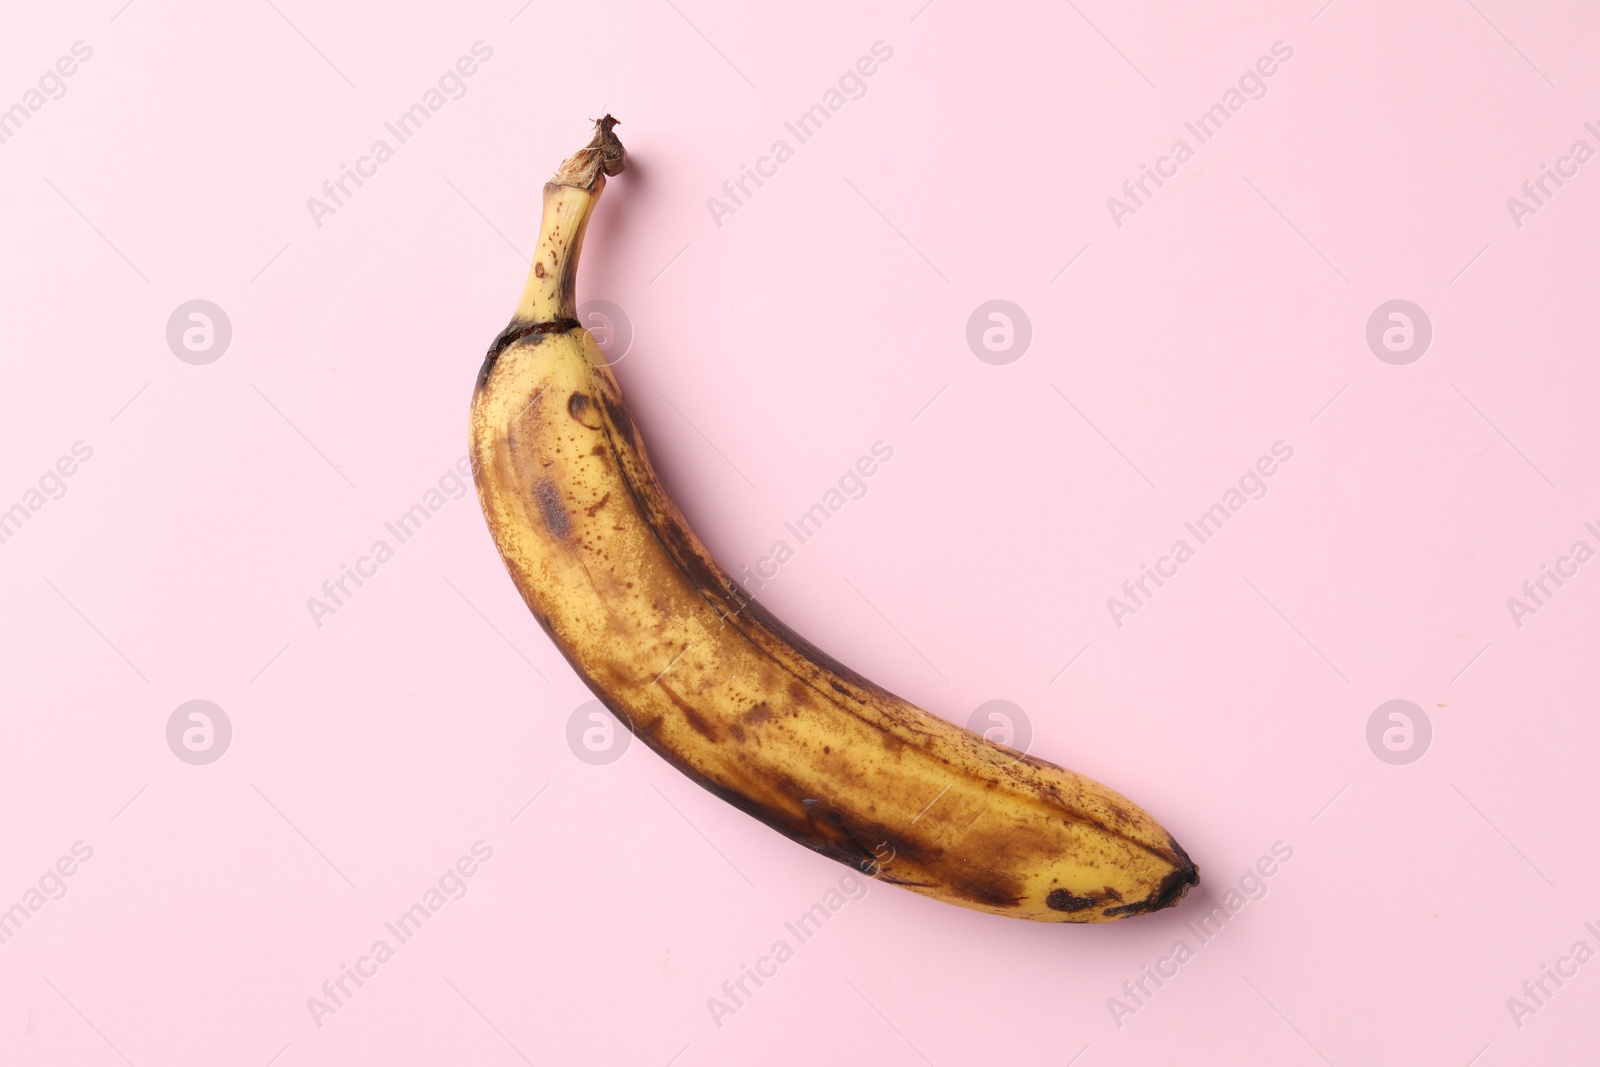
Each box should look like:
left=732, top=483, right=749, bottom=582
left=568, top=391, right=603, bottom=430
left=659, top=682, right=719, bottom=742
left=1046, top=889, right=1098, bottom=913
left=531, top=477, right=570, bottom=540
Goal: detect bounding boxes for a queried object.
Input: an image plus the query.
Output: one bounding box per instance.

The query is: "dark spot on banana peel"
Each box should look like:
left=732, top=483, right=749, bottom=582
left=1093, top=801, right=1136, bottom=831
left=682, top=707, right=718, bottom=741
left=1045, top=889, right=1098, bottom=913
left=743, top=703, right=774, bottom=724
left=531, top=477, right=570, bottom=538
left=569, top=392, right=606, bottom=431
left=655, top=682, right=719, bottom=742
left=584, top=491, right=611, bottom=516
left=534, top=261, right=546, bottom=277
left=943, top=864, right=1026, bottom=909
left=556, top=269, right=577, bottom=324
left=599, top=391, right=635, bottom=447
left=769, top=781, right=934, bottom=877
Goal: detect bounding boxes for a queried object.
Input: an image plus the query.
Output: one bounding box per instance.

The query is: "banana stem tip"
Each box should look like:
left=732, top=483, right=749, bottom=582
left=552, top=115, right=626, bottom=190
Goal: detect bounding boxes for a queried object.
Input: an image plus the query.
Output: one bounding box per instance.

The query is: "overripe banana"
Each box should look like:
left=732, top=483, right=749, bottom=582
left=469, top=116, right=1199, bottom=922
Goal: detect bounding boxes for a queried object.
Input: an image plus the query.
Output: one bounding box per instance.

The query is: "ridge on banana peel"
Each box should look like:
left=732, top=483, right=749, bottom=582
left=469, top=116, right=1199, bottom=922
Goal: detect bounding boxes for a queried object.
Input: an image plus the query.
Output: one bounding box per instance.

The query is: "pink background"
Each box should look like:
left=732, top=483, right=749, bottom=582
left=3, top=0, right=1598, bottom=1063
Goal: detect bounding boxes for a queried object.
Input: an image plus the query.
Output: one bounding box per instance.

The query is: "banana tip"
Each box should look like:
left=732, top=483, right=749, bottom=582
left=1153, top=850, right=1200, bottom=912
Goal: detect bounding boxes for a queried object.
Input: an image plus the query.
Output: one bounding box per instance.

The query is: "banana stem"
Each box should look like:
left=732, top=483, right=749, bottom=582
left=513, top=116, right=625, bottom=326
left=553, top=114, right=625, bottom=190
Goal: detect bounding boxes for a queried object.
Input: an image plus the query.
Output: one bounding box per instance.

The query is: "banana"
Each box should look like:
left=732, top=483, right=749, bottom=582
left=469, top=116, right=1199, bottom=922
